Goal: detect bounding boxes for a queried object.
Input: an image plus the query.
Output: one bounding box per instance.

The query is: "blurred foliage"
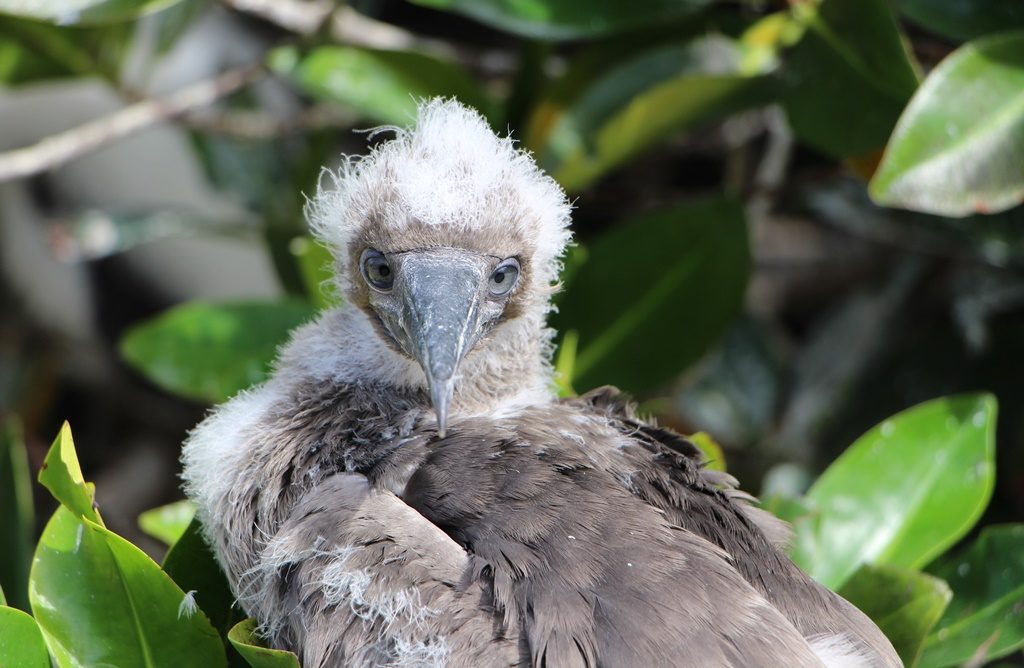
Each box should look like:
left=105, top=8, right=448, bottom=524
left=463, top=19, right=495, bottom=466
left=2, top=0, right=1024, bottom=664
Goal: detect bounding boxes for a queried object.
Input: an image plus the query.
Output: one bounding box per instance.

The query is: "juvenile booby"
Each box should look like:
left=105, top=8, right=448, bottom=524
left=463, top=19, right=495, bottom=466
left=182, top=98, right=901, bottom=667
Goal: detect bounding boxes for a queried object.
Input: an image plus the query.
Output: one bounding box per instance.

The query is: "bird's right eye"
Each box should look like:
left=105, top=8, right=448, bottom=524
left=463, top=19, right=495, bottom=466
left=360, top=249, right=394, bottom=291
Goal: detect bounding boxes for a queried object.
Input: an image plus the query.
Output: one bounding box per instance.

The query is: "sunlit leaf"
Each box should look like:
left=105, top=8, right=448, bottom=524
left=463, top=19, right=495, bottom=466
left=0, top=0, right=180, bottom=25
left=408, top=0, right=710, bottom=40
left=920, top=524, right=1024, bottom=666
left=38, top=422, right=102, bottom=526
left=839, top=564, right=951, bottom=666
left=138, top=500, right=196, bottom=547
left=782, top=0, right=920, bottom=158
left=120, top=300, right=315, bottom=403
left=0, top=416, right=33, bottom=611
left=269, top=45, right=496, bottom=126
left=555, top=195, right=749, bottom=393
left=30, top=506, right=226, bottom=668
left=228, top=618, right=300, bottom=668
left=289, top=236, right=338, bottom=310
left=542, top=36, right=776, bottom=191
left=792, top=394, right=997, bottom=590
left=870, top=31, right=1024, bottom=217
left=162, top=518, right=239, bottom=635
left=0, top=606, right=50, bottom=668
left=762, top=493, right=820, bottom=567
left=896, top=0, right=1024, bottom=42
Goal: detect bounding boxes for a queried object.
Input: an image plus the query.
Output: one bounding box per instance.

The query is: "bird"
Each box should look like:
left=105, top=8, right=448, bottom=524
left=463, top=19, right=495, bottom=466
left=181, top=98, right=901, bottom=668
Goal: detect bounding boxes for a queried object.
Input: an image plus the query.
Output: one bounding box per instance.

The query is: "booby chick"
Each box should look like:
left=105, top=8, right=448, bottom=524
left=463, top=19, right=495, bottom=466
left=182, top=98, right=901, bottom=668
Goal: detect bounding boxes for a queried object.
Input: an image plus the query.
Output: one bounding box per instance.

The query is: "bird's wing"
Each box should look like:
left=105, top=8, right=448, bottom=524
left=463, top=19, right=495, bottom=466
left=401, top=417, right=829, bottom=668
left=182, top=381, right=520, bottom=668
left=264, top=473, right=521, bottom=668
left=565, top=385, right=903, bottom=668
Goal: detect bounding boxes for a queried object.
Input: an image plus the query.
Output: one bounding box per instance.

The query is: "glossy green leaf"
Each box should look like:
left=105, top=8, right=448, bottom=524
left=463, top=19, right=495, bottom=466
left=138, top=500, right=196, bottom=547
left=0, top=586, right=6, bottom=605
left=409, top=0, right=709, bottom=40
left=870, top=31, right=1024, bottom=217
left=0, top=0, right=180, bottom=25
left=792, top=394, right=997, bottom=590
left=228, top=618, right=300, bottom=668
left=289, top=236, right=338, bottom=310
left=269, top=45, right=495, bottom=126
left=920, top=524, right=1024, bottom=666
left=120, top=300, right=315, bottom=403
left=543, top=37, right=776, bottom=191
left=0, top=606, right=50, bottom=668
left=897, top=0, right=1024, bottom=42
left=38, top=422, right=102, bottom=526
left=30, top=506, right=226, bottom=668
left=162, top=519, right=239, bottom=635
left=763, top=494, right=821, bottom=567
left=0, top=416, right=33, bottom=611
left=554, top=195, right=750, bottom=393
left=782, top=0, right=920, bottom=158
left=839, top=564, right=951, bottom=666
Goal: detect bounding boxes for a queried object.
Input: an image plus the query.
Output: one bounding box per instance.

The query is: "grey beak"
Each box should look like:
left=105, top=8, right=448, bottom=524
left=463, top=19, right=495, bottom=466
left=395, top=253, right=484, bottom=436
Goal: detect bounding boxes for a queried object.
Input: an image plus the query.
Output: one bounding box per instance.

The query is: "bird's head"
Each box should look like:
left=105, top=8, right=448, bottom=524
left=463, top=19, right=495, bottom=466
left=308, top=98, right=572, bottom=434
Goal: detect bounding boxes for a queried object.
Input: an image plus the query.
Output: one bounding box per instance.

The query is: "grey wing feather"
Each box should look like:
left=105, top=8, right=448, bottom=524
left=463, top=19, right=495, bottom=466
left=568, top=386, right=902, bottom=668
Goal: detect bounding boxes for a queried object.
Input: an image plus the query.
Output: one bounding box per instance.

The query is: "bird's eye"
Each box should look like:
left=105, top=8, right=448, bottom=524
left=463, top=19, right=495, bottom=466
left=488, top=258, right=520, bottom=297
left=360, top=248, right=394, bottom=291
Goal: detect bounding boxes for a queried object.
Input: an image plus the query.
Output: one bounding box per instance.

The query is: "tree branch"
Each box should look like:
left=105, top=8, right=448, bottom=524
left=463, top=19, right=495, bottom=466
left=0, top=63, right=265, bottom=183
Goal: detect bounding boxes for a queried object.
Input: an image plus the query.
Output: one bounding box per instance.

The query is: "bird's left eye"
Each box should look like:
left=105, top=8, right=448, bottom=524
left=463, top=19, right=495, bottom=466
left=360, top=248, right=394, bottom=291
left=489, top=258, right=520, bottom=296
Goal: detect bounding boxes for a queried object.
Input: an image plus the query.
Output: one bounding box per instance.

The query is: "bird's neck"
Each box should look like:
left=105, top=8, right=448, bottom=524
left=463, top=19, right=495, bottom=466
left=274, top=305, right=556, bottom=416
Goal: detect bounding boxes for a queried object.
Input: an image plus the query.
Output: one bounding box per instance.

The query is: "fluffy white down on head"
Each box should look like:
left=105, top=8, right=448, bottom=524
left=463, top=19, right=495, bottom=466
left=307, top=97, right=573, bottom=289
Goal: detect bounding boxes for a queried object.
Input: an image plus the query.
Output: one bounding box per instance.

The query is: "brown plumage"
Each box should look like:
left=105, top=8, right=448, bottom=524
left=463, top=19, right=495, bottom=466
left=182, top=99, right=901, bottom=667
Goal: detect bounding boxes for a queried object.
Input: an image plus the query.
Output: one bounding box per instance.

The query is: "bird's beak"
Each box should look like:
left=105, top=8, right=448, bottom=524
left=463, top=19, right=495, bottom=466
left=393, top=252, right=485, bottom=437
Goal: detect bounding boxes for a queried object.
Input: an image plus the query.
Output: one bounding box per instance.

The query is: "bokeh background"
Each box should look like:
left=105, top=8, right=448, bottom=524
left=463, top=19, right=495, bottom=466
left=2, top=0, right=1024, bottom=665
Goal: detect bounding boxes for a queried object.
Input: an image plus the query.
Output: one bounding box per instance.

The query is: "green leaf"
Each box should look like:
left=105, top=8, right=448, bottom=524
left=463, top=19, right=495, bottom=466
left=554, top=195, right=750, bottom=393
left=781, top=0, right=920, bottom=158
left=38, top=422, right=102, bottom=526
left=870, top=31, right=1024, bottom=217
left=289, top=236, right=338, bottom=310
left=0, top=0, right=181, bottom=25
left=838, top=564, right=951, bottom=666
left=920, top=524, right=1024, bottom=666
left=0, top=15, right=131, bottom=85
left=138, top=500, right=196, bottom=547
left=543, top=36, right=776, bottom=191
left=763, top=494, right=821, bottom=567
left=269, top=45, right=496, bottom=126
left=688, top=432, right=726, bottom=472
left=30, top=506, right=226, bottom=668
left=408, top=0, right=710, bottom=40
left=0, top=606, right=50, bottom=668
left=0, top=416, right=33, bottom=611
left=120, top=300, right=315, bottom=403
left=792, top=394, right=997, bottom=590
left=162, top=519, right=239, bottom=635
left=553, top=330, right=578, bottom=398
left=228, top=618, right=300, bottom=668
left=896, top=0, right=1024, bottom=42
